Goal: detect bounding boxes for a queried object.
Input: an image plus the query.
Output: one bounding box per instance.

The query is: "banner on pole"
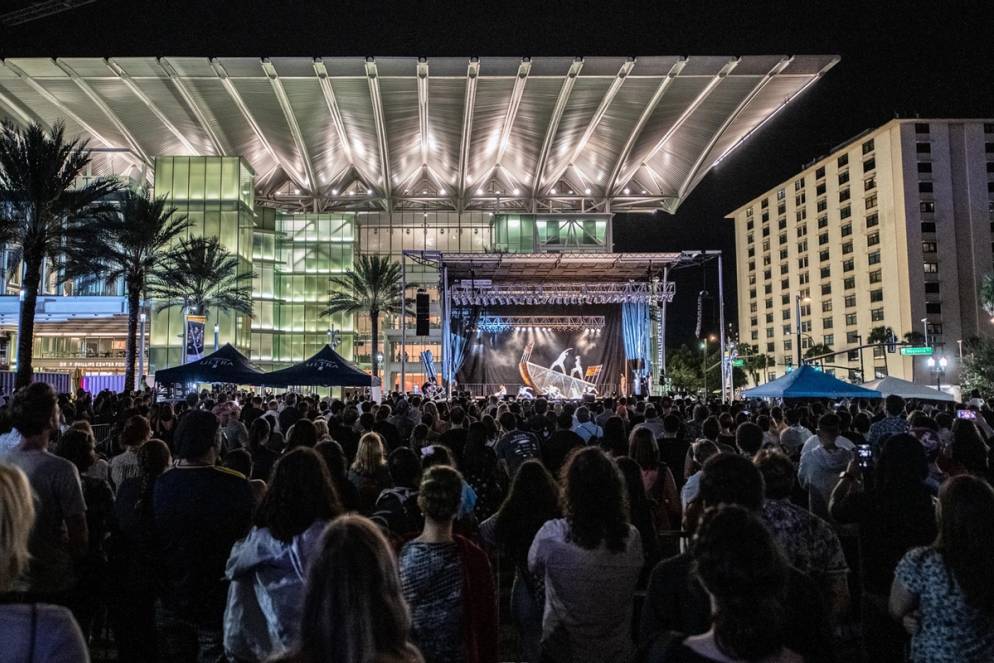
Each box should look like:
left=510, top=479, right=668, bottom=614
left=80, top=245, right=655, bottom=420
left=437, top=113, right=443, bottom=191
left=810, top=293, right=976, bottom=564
left=186, top=315, right=207, bottom=361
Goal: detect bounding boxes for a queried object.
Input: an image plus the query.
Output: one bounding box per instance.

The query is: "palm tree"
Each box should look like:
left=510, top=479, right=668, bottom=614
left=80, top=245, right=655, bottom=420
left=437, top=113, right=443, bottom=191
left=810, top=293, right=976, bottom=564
left=980, top=272, right=994, bottom=322
left=147, top=237, right=253, bottom=355
left=324, top=255, right=405, bottom=379
left=868, top=325, right=894, bottom=376
left=903, top=330, right=926, bottom=346
left=0, top=121, right=122, bottom=387
left=68, top=190, right=190, bottom=390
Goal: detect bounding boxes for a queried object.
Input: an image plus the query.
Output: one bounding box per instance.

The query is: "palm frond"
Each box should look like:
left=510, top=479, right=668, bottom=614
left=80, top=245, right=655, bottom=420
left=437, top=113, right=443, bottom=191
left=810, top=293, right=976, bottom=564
left=149, top=236, right=254, bottom=317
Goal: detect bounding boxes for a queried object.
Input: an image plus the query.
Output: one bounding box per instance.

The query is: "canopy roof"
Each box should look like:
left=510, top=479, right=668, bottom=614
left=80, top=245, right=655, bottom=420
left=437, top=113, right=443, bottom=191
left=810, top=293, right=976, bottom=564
left=154, top=343, right=265, bottom=385
left=259, top=344, right=379, bottom=387
left=0, top=55, right=836, bottom=213
left=742, top=365, right=881, bottom=400
left=861, top=376, right=955, bottom=402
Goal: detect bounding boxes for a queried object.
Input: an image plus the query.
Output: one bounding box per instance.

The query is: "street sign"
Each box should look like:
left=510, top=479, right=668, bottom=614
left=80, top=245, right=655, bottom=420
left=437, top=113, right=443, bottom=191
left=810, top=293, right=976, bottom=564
left=900, top=346, right=934, bottom=356
left=731, top=358, right=745, bottom=367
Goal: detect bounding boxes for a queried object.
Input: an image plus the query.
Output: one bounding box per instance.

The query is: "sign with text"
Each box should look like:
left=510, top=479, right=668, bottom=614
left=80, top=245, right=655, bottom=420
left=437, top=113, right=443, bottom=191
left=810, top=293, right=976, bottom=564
left=900, top=346, right=934, bottom=356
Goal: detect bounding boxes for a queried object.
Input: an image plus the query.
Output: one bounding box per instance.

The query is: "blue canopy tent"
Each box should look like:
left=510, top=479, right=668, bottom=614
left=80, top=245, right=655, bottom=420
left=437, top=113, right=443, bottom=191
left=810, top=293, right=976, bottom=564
left=154, top=343, right=266, bottom=385
left=258, top=345, right=380, bottom=388
left=741, top=365, right=882, bottom=399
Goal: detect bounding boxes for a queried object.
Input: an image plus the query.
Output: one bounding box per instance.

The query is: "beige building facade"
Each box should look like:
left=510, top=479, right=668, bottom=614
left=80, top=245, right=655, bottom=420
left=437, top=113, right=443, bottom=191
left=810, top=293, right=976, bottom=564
left=728, top=119, right=994, bottom=385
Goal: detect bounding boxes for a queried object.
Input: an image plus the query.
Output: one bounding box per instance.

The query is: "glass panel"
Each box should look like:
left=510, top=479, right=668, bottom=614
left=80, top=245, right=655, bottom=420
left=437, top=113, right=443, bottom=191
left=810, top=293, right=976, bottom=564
left=171, top=157, right=189, bottom=200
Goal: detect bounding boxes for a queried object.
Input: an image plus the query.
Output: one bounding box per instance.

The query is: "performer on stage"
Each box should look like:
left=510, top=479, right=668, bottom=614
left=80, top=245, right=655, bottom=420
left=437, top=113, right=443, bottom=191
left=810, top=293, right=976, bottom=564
left=570, top=355, right=584, bottom=380
left=550, top=348, right=572, bottom=374
left=518, top=386, right=534, bottom=400
left=494, top=385, right=507, bottom=398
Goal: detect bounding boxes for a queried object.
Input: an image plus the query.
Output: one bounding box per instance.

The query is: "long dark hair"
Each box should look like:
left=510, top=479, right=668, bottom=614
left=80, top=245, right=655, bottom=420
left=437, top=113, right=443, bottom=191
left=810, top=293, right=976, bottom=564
left=134, top=439, right=171, bottom=517
left=936, top=474, right=994, bottom=614
left=248, top=416, right=271, bottom=455
left=461, top=421, right=496, bottom=478
left=294, top=515, right=417, bottom=663
left=494, top=459, right=560, bottom=561
left=562, top=447, right=630, bottom=552
left=254, top=448, right=342, bottom=542
left=693, top=505, right=789, bottom=660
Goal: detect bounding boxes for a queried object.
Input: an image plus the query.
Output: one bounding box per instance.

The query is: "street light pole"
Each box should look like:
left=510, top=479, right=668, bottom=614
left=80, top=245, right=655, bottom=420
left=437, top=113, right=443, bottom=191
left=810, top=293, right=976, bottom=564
left=794, top=294, right=810, bottom=368
left=138, top=308, right=146, bottom=391
left=700, top=339, right=707, bottom=400
left=921, top=317, right=929, bottom=348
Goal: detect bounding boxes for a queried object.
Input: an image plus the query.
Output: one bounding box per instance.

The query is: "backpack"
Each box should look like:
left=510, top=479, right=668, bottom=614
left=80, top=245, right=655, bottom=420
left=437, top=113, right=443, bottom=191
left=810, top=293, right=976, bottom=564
left=371, top=487, right=423, bottom=537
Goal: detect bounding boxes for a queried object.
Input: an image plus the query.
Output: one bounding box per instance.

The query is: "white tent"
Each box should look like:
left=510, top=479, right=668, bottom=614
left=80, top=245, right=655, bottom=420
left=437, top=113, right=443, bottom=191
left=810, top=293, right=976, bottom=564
left=861, top=376, right=955, bottom=402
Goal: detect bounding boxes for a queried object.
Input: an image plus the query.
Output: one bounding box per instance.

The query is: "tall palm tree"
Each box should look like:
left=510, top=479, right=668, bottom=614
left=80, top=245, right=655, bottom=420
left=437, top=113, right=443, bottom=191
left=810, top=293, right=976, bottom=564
left=0, top=121, right=122, bottom=388
left=147, top=237, right=253, bottom=355
left=68, top=190, right=190, bottom=390
left=868, top=325, right=894, bottom=376
left=324, top=255, right=405, bottom=379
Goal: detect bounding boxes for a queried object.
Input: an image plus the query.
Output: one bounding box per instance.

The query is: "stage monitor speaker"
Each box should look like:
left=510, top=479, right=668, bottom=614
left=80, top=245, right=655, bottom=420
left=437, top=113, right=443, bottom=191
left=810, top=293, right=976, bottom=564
left=415, top=290, right=430, bottom=336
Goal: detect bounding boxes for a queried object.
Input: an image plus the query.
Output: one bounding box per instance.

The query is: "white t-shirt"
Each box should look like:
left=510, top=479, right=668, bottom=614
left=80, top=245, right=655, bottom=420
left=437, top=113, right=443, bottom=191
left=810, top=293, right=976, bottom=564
left=800, top=433, right=855, bottom=456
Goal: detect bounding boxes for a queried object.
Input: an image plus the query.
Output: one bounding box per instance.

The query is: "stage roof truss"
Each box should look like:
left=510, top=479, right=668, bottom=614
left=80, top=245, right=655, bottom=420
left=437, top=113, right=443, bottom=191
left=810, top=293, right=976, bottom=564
left=0, top=55, right=838, bottom=213
left=449, top=280, right=673, bottom=306
left=474, top=315, right=605, bottom=332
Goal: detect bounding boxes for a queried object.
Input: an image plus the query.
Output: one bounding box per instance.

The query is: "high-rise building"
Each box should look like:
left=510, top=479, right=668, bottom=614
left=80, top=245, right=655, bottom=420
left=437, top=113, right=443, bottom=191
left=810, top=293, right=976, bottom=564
left=728, top=119, right=994, bottom=386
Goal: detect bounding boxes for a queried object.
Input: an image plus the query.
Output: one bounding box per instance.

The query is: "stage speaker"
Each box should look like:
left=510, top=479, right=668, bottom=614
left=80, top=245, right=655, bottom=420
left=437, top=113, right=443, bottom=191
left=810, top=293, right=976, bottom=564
left=416, top=290, right=430, bottom=336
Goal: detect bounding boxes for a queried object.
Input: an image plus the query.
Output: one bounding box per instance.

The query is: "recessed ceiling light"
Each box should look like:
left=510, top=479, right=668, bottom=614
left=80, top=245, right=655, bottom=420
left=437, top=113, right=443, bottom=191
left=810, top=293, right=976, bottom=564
left=331, top=188, right=338, bottom=195
left=476, top=188, right=483, bottom=195
left=584, top=188, right=591, bottom=194
left=439, top=189, right=445, bottom=195
left=366, top=189, right=373, bottom=195
left=513, top=188, right=521, bottom=195
left=623, top=188, right=630, bottom=194
left=294, top=188, right=300, bottom=195
left=551, top=188, right=557, bottom=194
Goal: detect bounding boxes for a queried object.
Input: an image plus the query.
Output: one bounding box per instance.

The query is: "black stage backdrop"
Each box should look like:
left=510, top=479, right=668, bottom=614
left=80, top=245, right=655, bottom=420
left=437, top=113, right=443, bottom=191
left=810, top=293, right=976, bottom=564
left=456, top=304, right=625, bottom=396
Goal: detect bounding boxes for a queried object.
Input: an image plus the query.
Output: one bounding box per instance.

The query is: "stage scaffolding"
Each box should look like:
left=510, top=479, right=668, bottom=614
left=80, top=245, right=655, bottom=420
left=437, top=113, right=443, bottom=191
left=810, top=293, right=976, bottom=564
left=401, top=250, right=731, bottom=401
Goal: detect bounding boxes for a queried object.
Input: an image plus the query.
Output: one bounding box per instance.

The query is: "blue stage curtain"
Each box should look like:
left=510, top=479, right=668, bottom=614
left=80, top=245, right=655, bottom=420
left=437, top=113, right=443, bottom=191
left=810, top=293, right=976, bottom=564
left=444, top=310, right=477, bottom=385
left=420, top=349, right=437, bottom=383
left=622, top=301, right=651, bottom=378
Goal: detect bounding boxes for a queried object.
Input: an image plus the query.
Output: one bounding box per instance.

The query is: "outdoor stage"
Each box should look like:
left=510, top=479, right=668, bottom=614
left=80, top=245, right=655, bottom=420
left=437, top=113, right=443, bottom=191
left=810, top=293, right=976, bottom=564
left=400, top=250, right=732, bottom=401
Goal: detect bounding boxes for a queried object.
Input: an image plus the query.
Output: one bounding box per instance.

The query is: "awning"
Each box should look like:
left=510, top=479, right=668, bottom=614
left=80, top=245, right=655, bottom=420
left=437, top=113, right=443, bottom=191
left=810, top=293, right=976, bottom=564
left=154, top=343, right=266, bottom=385
left=742, top=365, right=881, bottom=399
left=861, top=376, right=955, bottom=402
left=258, top=344, right=380, bottom=387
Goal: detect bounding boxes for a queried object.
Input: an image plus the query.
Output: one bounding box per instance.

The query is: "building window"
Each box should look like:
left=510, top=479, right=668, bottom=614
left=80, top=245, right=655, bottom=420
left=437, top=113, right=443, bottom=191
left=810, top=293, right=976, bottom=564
left=915, top=122, right=930, bottom=134
left=765, top=298, right=773, bottom=309
left=795, top=178, right=805, bottom=191
left=870, top=289, right=884, bottom=302
left=871, top=308, right=885, bottom=322
left=873, top=346, right=886, bottom=358
left=986, top=142, right=994, bottom=154
left=762, top=211, right=770, bottom=222
left=762, top=225, right=770, bottom=237
left=985, top=123, right=994, bottom=133
left=928, top=323, right=943, bottom=335
left=846, top=313, right=858, bottom=325
left=798, top=272, right=810, bottom=285
left=842, top=241, right=853, bottom=254
left=817, top=199, right=827, bottom=212
left=816, top=166, right=826, bottom=179
left=762, top=239, right=770, bottom=252
left=839, top=188, right=851, bottom=203
left=986, top=162, right=994, bottom=173
left=862, top=139, right=874, bottom=154
left=749, top=302, right=758, bottom=313
left=822, top=317, right=834, bottom=330
left=748, top=247, right=755, bottom=258
left=838, top=154, right=849, bottom=167
left=822, top=300, right=833, bottom=312
left=782, top=294, right=790, bottom=305
left=819, top=249, right=830, bottom=262
left=797, top=239, right=808, bottom=252
left=840, top=206, right=852, bottom=220
left=920, top=201, right=935, bottom=214
left=796, top=208, right=807, bottom=221
left=767, top=342, right=775, bottom=352
left=778, top=218, right=787, bottom=229
left=778, top=233, right=787, bottom=245
left=782, top=308, right=791, bottom=321
left=919, top=181, right=933, bottom=193
left=866, top=212, right=879, bottom=228
left=796, top=224, right=808, bottom=238
left=841, top=223, right=852, bottom=236
left=863, top=157, right=876, bottom=173
left=924, top=282, right=940, bottom=293
left=746, top=219, right=754, bottom=230
left=867, top=232, right=880, bottom=246
left=923, top=262, right=938, bottom=273
left=926, top=302, right=942, bottom=314
left=766, top=313, right=774, bottom=323
left=843, top=259, right=854, bottom=272
left=777, top=188, right=786, bottom=201
left=816, top=182, right=826, bottom=196
left=751, top=330, right=758, bottom=340
left=764, top=284, right=773, bottom=294
left=921, top=222, right=936, bottom=233
left=819, top=233, right=830, bottom=245
left=763, top=270, right=772, bottom=281
left=922, top=241, right=937, bottom=253
left=839, top=170, right=850, bottom=185
left=797, top=256, right=809, bottom=269
left=844, top=277, right=856, bottom=289
left=916, top=142, right=931, bottom=154
left=820, top=266, right=831, bottom=279
left=801, top=321, right=812, bottom=333
left=778, top=203, right=786, bottom=215
left=763, top=255, right=772, bottom=266
left=868, top=251, right=881, bottom=265
left=869, top=269, right=882, bottom=284
left=865, top=194, right=878, bottom=210
left=918, top=161, right=932, bottom=174
left=749, top=289, right=756, bottom=299
left=762, top=198, right=769, bottom=209
left=844, top=294, right=856, bottom=308
left=864, top=175, right=876, bottom=191
left=779, top=249, right=789, bottom=259
left=821, top=283, right=832, bottom=295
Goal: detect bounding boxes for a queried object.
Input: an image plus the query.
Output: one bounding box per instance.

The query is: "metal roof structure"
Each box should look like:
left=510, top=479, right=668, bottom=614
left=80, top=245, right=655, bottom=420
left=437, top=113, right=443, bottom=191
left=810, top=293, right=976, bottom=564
left=0, top=55, right=837, bottom=214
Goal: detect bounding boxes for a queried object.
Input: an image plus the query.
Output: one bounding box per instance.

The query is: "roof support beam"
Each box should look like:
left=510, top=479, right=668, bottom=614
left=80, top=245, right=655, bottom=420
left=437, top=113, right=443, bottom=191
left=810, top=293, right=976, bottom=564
left=456, top=59, right=479, bottom=213
left=494, top=58, right=531, bottom=167
left=541, top=58, right=635, bottom=195
left=0, top=60, right=147, bottom=171
left=531, top=58, right=583, bottom=210
left=417, top=58, right=430, bottom=166
left=0, top=82, right=45, bottom=128
left=158, top=57, right=231, bottom=156
left=106, top=58, right=200, bottom=156
left=364, top=58, right=392, bottom=210
left=53, top=59, right=152, bottom=168
left=262, top=59, right=317, bottom=194
left=313, top=59, right=378, bottom=191
left=617, top=58, right=740, bottom=189
left=604, top=59, right=686, bottom=200
left=677, top=57, right=792, bottom=198
left=210, top=58, right=307, bottom=191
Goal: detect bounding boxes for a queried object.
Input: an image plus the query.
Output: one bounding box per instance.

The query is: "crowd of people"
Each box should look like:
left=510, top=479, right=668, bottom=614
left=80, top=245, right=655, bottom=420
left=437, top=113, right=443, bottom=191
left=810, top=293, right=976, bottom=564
left=0, top=383, right=993, bottom=662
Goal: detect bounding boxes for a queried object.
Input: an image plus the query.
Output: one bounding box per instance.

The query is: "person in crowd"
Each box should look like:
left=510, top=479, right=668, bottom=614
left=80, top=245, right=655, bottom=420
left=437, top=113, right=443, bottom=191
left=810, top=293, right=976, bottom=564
left=110, top=413, right=151, bottom=488
left=400, top=465, right=497, bottom=663
left=778, top=407, right=813, bottom=459
left=640, top=505, right=802, bottom=663
left=617, top=456, right=662, bottom=585
left=277, top=393, right=302, bottom=436
left=754, top=449, right=850, bottom=622
left=494, top=411, right=541, bottom=480
left=528, top=446, right=643, bottom=663
left=797, top=412, right=853, bottom=519
left=599, top=414, right=629, bottom=457
left=312, top=418, right=332, bottom=444
left=153, top=409, right=255, bottom=661
left=286, top=418, right=318, bottom=450
left=109, top=438, right=170, bottom=663
left=756, top=414, right=779, bottom=448
left=150, top=402, right=177, bottom=449
left=657, top=414, right=690, bottom=489
left=630, top=427, right=680, bottom=530
left=420, top=444, right=478, bottom=523
left=735, top=421, right=765, bottom=457
left=239, top=395, right=265, bottom=427
left=830, top=433, right=938, bottom=661
left=849, top=411, right=871, bottom=446
left=223, top=448, right=267, bottom=503
left=273, top=514, right=423, bottom=663
left=938, top=419, right=991, bottom=480
left=460, top=421, right=504, bottom=522
left=480, top=460, right=560, bottom=663
left=572, top=406, right=602, bottom=443
left=247, top=416, right=283, bottom=482
left=329, top=407, right=360, bottom=461
left=224, top=447, right=342, bottom=662
left=349, top=432, right=393, bottom=514
left=219, top=408, right=249, bottom=455
left=641, top=454, right=834, bottom=663
left=0, top=463, right=89, bottom=662
left=543, top=412, right=583, bottom=478
left=868, top=395, right=909, bottom=453
left=374, top=404, right=403, bottom=452
left=372, top=447, right=424, bottom=538
left=681, top=439, right=719, bottom=512
left=410, top=423, right=431, bottom=452
left=1, top=383, right=88, bottom=605
left=315, top=440, right=361, bottom=512
left=438, top=405, right=469, bottom=463
left=890, top=475, right=994, bottom=662
left=635, top=404, right=666, bottom=439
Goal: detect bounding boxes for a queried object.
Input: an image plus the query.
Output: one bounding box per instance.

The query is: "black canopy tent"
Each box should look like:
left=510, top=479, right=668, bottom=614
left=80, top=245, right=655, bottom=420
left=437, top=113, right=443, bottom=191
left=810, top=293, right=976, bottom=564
left=257, top=345, right=380, bottom=388
left=154, top=343, right=266, bottom=385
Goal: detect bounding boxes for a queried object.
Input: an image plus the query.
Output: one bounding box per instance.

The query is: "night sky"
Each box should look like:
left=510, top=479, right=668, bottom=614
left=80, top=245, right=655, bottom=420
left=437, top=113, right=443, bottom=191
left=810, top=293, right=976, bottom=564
left=3, top=0, right=992, bottom=344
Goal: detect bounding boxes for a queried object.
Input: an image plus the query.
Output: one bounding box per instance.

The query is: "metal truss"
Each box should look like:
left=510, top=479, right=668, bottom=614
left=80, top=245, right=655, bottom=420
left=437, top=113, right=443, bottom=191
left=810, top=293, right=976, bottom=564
left=474, top=315, right=605, bottom=332
left=449, top=280, right=675, bottom=306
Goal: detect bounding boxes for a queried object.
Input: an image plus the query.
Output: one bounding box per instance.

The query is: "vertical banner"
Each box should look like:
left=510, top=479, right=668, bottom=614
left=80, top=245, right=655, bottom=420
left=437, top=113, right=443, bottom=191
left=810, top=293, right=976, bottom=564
left=185, top=315, right=207, bottom=361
